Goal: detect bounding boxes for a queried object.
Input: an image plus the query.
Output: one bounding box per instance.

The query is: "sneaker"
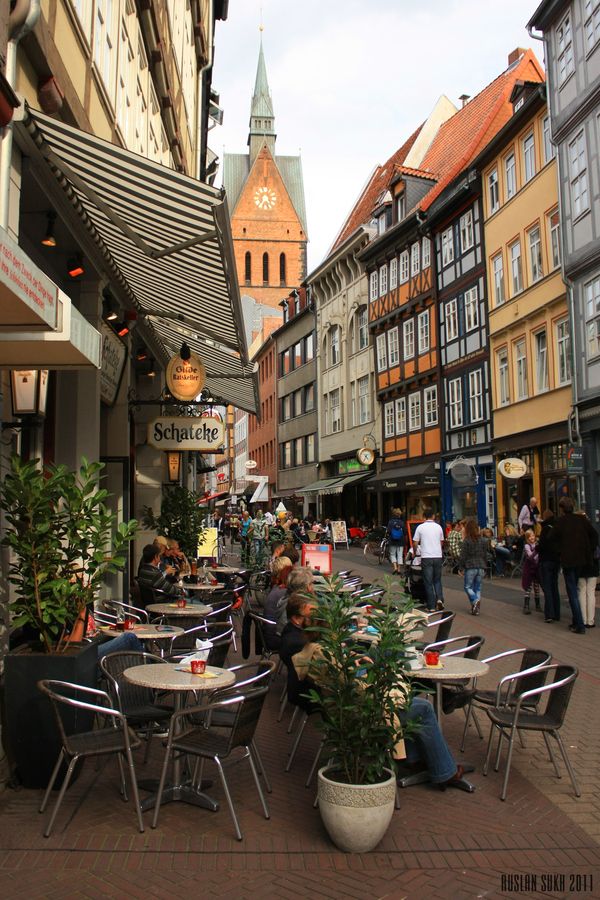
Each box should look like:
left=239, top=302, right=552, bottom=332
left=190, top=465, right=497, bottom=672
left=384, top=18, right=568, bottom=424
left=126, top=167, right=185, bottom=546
left=473, top=600, right=480, bottom=616
left=436, top=599, right=445, bottom=611
left=568, top=625, right=586, bottom=634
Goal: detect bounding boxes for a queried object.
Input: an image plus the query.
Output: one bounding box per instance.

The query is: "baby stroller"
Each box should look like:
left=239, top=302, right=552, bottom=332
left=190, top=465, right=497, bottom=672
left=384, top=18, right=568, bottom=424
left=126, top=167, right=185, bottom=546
left=404, top=547, right=426, bottom=602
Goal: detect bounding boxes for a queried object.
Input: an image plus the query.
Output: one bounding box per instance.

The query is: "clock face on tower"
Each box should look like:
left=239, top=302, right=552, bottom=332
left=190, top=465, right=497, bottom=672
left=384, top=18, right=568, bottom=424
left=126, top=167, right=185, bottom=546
left=254, top=186, right=277, bottom=209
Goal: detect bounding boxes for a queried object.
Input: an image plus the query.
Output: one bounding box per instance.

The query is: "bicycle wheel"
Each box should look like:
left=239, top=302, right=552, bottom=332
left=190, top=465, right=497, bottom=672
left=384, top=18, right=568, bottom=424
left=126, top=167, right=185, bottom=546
left=378, top=539, right=389, bottom=566
left=363, top=541, right=382, bottom=566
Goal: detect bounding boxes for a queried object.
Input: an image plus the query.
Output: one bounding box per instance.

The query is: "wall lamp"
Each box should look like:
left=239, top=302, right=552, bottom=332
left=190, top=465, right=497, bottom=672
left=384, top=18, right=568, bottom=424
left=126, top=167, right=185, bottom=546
left=2, top=369, right=49, bottom=430
left=67, top=254, right=85, bottom=278
left=41, top=211, right=57, bottom=248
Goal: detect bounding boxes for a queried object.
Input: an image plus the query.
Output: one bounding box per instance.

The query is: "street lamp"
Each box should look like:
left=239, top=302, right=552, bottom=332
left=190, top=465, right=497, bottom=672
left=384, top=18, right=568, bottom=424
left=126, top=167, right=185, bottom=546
left=2, top=370, right=49, bottom=432
left=167, top=451, right=182, bottom=483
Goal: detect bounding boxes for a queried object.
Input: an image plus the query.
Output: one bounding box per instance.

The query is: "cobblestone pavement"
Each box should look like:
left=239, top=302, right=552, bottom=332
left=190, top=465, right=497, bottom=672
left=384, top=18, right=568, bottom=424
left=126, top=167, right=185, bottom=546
left=0, top=546, right=598, bottom=899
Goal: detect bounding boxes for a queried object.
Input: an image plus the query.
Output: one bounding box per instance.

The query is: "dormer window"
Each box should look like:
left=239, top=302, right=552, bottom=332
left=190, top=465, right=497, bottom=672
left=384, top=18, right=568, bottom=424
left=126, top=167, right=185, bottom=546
left=377, top=215, right=386, bottom=236
left=397, top=194, right=406, bottom=221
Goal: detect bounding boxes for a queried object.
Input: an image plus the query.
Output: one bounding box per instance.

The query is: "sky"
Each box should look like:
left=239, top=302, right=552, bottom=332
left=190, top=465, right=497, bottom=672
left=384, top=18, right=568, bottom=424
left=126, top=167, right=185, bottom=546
left=212, top=0, right=541, bottom=274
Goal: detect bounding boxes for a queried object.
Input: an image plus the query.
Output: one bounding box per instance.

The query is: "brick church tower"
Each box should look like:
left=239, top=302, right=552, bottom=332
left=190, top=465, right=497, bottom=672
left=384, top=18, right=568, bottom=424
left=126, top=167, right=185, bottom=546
left=223, top=41, right=308, bottom=309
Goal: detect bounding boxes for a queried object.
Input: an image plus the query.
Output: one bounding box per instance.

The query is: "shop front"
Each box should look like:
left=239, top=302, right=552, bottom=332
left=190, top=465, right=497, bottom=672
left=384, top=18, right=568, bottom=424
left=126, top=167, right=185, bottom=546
left=440, top=455, right=496, bottom=529
left=364, top=462, right=440, bottom=525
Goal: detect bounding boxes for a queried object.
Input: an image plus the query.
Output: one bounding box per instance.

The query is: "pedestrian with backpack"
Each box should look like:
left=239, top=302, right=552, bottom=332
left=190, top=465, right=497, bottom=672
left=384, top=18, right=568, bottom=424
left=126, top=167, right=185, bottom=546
left=386, top=507, right=406, bottom=574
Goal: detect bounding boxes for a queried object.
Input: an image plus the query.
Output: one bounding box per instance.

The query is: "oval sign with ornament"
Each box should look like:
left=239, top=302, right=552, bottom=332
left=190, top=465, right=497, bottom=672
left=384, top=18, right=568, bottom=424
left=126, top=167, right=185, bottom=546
left=497, top=457, right=528, bottom=480
left=166, top=350, right=206, bottom=401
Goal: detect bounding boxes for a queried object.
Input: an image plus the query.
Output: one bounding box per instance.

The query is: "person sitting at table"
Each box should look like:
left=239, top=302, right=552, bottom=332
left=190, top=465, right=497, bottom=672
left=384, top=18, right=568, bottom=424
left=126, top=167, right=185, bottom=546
left=286, top=566, right=315, bottom=596
left=164, top=538, right=190, bottom=577
left=262, top=557, right=294, bottom=649
left=281, top=593, right=475, bottom=791
left=137, top=544, right=184, bottom=605
left=270, top=542, right=286, bottom=570
left=286, top=545, right=300, bottom=566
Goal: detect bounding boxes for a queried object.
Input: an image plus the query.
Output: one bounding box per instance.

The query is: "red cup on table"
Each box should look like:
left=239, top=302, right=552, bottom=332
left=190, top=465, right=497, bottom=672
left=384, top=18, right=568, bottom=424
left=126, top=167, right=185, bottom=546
left=176, top=597, right=187, bottom=608
left=365, top=605, right=374, bottom=615
left=424, top=650, right=440, bottom=667
left=124, top=618, right=135, bottom=630
left=190, top=659, right=206, bottom=675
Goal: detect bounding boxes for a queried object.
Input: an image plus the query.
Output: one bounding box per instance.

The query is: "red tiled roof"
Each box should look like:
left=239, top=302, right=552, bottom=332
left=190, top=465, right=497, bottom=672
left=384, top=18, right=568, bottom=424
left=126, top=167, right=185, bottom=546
left=330, top=123, right=424, bottom=252
left=418, top=49, right=544, bottom=212
left=392, top=164, right=435, bottom=181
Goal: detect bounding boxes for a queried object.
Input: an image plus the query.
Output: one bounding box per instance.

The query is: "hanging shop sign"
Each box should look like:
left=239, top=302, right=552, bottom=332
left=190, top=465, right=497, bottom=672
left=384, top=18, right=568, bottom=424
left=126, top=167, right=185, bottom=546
left=100, top=320, right=127, bottom=406
left=148, top=416, right=224, bottom=451
left=566, top=445, right=584, bottom=475
left=166, top=350, right=206, bottom=401
left=497, top=457, right=527, bottom=480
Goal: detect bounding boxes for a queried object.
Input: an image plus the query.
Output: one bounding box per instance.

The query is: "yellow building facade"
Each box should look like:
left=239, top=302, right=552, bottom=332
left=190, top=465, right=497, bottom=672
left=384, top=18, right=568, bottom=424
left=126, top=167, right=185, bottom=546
left=479, top=84, right=573, bottom=526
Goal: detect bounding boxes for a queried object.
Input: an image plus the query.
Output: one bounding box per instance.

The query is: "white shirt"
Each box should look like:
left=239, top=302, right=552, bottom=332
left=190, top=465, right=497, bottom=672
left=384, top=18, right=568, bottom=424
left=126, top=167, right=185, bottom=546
left=413, top=520, right=444, bottom=558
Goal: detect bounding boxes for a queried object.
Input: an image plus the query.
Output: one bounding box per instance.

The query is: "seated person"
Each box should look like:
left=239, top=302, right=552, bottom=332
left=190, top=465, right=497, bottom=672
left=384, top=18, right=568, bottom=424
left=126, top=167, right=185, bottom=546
left=137, top=544, right=184, bottom=604
left=286, top=566, right=315, bottom=596
left=283, top=594, right=474, bottom=791
left=262, top=557, right=294, bottom=650
left=285, top=545, right=300, bottom=566
left=270, top=542, right=286, bottom=570
left=165, top=538, right=190, bottom=576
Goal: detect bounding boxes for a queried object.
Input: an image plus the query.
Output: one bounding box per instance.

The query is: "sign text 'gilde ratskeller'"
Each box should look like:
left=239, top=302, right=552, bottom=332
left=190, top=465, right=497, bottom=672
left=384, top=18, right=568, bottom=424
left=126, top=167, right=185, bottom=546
left=148, top=416, right=225, bottom=451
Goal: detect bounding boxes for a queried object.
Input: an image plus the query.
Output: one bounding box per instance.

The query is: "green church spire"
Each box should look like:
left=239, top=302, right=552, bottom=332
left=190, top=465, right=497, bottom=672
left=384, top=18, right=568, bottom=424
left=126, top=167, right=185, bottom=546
left=248, top=38, right=276, bottom=164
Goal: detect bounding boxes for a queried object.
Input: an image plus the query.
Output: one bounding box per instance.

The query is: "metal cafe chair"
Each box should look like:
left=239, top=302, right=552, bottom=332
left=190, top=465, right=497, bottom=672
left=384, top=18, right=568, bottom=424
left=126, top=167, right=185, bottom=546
left=483, top=664, right=580, bottom=801
left=108, top=600, right=149, bottom=623
left=38, top=679, right=144, bottom=837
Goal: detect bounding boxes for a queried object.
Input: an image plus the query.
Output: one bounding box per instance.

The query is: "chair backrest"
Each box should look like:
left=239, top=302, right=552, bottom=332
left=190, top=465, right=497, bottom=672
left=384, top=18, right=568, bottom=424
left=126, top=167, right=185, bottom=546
left=224, top=686, right=270, bottom=752
left=543, top=665, right=578, bottom=727
left=222, top=659, right=276, bottom=694
left=38, top=679, right=124, bottom=753
left=518, top=648, right=553, bottom=698
left=109, top=600, right=149, bottom=623
left=425, top=634, right=484, bottom=659
left=249, top=612, right=277, bottom=650
left=424, top=610, right=455, bottom=642
left=136, top=579, right=154, bottom=609
left=100, top=651, right=166, bottom=714
left=202, top=599, right=233, bottom=623
left=130, top=579, right=143, bottom=609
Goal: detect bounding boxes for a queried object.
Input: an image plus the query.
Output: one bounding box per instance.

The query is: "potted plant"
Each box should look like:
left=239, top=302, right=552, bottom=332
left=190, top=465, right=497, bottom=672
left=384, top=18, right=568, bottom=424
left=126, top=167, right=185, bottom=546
left=1, top=456, right=137, bottom=788
left=142, top=484, right=206, bottom=561
left=307, top=576, right=419, bottom=853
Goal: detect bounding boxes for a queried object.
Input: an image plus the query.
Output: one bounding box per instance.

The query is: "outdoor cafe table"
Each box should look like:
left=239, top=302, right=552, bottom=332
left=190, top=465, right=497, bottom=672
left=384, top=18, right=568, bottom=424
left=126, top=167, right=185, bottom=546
left=146, top=602, right=212, bottom=617
left=97, top=623, right=184, bottom=641
left=410, top=656, right=489, bottom=732
left=123, top=663, right=236, bottom=812
left=184, top=583, right=226, bottom=594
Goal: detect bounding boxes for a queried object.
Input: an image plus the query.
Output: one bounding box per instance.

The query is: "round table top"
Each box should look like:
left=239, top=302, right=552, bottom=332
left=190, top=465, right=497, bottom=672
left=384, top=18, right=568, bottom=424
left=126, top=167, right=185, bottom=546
left=204, top=566, right=243, bottom=574
left=410, top=656, right=489, bottom=680
left=123, top=663, right=236, bottom=692
left=98, top=623, right=184, bottom=640
left=184, top=583, right=225, bottom=592
left=146, top=602, right=211, bottom=616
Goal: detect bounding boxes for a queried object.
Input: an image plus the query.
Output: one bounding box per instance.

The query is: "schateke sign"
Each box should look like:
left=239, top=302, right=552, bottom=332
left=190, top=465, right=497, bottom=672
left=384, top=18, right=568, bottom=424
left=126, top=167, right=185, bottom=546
left=148, top=416, right=224, bottom=451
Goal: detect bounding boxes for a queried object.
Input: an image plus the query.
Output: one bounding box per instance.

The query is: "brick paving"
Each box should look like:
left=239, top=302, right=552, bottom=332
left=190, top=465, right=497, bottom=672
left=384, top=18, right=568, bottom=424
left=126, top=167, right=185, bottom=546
left=0, top=546, right=598, bottom=898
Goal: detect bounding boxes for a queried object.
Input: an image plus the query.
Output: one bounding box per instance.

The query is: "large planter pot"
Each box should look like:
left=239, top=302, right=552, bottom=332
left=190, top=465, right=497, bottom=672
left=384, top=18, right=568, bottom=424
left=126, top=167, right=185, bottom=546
left=317, top=766, right=396, bottom=853
left=1, top=641, right=99, bottom=789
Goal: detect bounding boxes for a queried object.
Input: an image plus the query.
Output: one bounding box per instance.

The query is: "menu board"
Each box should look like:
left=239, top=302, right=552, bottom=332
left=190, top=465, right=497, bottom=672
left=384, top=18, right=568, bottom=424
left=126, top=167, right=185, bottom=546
left=331, top=520, right=349, bottom=548
left=302, top=543, right=333, bottom=575
left=100, top=320, right=127, bottom=406
left=197, top=527, right=218, bottom=559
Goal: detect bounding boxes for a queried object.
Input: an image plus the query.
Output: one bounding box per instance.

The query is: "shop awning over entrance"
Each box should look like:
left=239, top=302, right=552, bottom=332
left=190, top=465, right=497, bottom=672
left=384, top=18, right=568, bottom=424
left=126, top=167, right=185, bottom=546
left=15, top=106, right=258, bottom=413
left=364, top=463, right=438, bottom=492
left=298, top=472, right=371, bottom=495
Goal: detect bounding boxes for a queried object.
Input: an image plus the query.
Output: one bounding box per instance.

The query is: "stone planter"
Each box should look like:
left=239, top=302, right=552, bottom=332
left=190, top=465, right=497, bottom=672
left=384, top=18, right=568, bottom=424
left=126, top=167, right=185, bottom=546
left=317, top=765, right=396, bottom=853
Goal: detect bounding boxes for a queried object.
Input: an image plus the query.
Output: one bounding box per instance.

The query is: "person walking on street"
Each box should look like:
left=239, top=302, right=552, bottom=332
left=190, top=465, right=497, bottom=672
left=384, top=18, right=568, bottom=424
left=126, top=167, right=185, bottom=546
left=413, top=508, right=445, bottom=611
left=447, top=521, right=464, bottom=574
left=458, top=519, right=488, bottom=615
left=576, top=512, right=599, bottom=628
left=549, top=497, right=597, bottom=634
left=386, top=507, right=406, bottom=575
left=518, top=496, right=539, bottom=533
left=538, top=509, right=562, bottom=623
left=239, top=510, right=253, bottom=566
left=521, top=530, right=541, bottom=615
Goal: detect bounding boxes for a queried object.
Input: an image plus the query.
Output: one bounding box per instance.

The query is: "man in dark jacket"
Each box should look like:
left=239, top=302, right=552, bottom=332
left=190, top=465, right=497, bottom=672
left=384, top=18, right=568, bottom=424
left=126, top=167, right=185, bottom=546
left=538, top=509, right=562, bottom=623
left=549, top=497, right=597, bottom=633
left=137, top=544, right=183, bottom=606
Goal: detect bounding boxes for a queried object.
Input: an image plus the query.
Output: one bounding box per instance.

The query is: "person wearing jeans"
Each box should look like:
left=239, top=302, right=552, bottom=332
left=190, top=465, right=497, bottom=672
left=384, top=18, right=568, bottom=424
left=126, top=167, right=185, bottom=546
left=538, top=509, right=561, bottom=623
left=413, top=509, right=445, bottom=612
left=549, top=497, right=598, bottom=634
left=97, top=631, right=144, bottom=661
left=458, top=520, right=488, bottom=615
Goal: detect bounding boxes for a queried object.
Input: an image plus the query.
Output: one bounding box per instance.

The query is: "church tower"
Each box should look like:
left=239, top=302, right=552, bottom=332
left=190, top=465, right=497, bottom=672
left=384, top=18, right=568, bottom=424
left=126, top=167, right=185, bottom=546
left=223, top=39, right=308, bottom=309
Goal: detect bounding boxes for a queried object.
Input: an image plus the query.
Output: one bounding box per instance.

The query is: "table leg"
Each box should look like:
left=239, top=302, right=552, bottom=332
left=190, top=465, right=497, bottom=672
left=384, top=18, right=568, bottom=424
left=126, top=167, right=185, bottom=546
left=435, top=683, right=443, bottom=731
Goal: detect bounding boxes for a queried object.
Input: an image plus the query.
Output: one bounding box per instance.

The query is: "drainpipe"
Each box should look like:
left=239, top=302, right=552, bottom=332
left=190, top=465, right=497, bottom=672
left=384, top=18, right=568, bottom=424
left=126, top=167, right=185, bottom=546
left=195, top=0, right=214, bottom=180
left=0, top=0, right=41, bottom=231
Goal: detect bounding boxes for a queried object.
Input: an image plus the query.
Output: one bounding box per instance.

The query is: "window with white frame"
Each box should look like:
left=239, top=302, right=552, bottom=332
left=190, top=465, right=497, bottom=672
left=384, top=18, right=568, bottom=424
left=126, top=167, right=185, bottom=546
left=418, top=310, right=430, bottom=354
left=488, top=168, right=499, bottom=214
left=528, top=226, right=543, bottom=283
left=535, top=329, right=549, bottom=392
left=515, top=339, right=528, bottom=399
left=94, top=0, right=116, bottom=96
left=464, top=286, right=479, bottom=331
left=569, top=130, right=590, bottom=218
left=294, top=436, right=304, bottom=466
left=556, top=318, right=571, bottom=385
left=557, top=13, right=575, bottom=83
left=306, top=433, right=315, bottom=463
left=460, top=210, right=474, bottom=253
left=549, top=209, right=561, bottom=269
left=448, top=378, right=463, bottom=428
left=397, top=194, right=406, bottom=221
left=523, top=133, right=536, bottom=183
left=409, top=392, right=422, bottom=431
left=424, top=386, right=438, bottom=426
left=585, top=276, right=600, bottom=359
left=73, top=0, right=93, bottom=36
left=395, top=397, right=406, bottom=433
left=510, top=240, right=523, bottom=295
left=387, top=327, right=400, bottom=366
left=411, top=242, right=420, bottom=276
left=379, top=264, right=388, bottom=296
left=350, top=381, right=356, bottom=426
left=355, top=306, right=368, bottom=352
left=369, top=270, right=378, bottom=301
left=441, top=227, right=454, bottom=266
left=492, top=253, right=505, bottom=305
left=422, top=237, right=431, bottom=268
left=505, top=153, right=516, bottom=199
left=389, top=257, right=398, bottom=290
left=330, top=388, right=341, bottom=433
left=330, top=326, right=341, bottom=366
left=445, top=298, right=459, bottom=341
left=377, top=215, right=386, bottom=236
left=585, top=0, right=600, bottom=53
left=403, top=319, right=415, bottom=359
left=469, top=369, right=484, bottom=422
left=399, top=250, right=409, bottom=283
left=116, top=21, right=133, bottom=143
left=543, top=116, right=555, bottom=163
left=376, top=332, right=388, bottom=370
left=384, top=401, right=395, bottom=438
left=497, top=348, right=510, bottom=406
left=358, top=375, right=370, bottom=424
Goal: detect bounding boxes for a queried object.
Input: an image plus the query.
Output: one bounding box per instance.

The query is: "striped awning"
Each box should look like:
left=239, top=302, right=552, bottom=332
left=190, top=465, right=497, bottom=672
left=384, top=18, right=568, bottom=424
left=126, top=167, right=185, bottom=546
left=15, top=106, right=258, bottom=414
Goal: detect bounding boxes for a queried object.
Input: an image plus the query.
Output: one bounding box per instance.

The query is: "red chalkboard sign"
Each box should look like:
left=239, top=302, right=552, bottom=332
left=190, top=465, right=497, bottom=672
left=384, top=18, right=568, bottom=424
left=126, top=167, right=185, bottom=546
left=302, top=543, right=333, bottom=575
